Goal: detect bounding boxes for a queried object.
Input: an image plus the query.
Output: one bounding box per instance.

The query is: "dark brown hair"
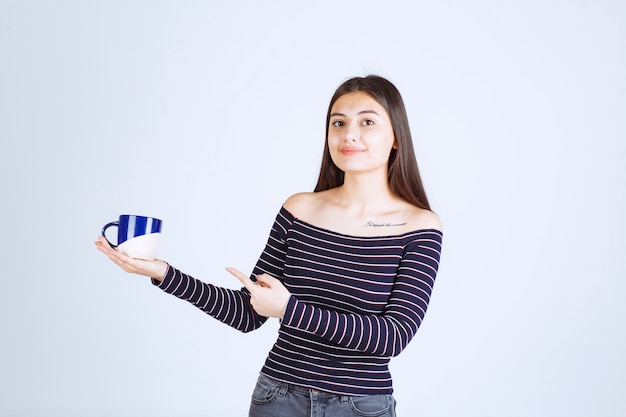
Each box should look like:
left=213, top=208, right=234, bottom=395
left=314, top=75, right=431, bottom=211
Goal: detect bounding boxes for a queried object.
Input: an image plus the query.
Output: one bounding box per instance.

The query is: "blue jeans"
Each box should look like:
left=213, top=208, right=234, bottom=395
left=248, top=374, right=397, bottom=417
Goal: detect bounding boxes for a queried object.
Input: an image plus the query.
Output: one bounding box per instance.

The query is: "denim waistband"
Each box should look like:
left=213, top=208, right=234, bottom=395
left=260, top=374, right=345, bottom=399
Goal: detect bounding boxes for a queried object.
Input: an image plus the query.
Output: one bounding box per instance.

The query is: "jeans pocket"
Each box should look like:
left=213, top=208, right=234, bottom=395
left=250, top=374, right=282, bottom=405
left=348, top=394, right=395, bottom=417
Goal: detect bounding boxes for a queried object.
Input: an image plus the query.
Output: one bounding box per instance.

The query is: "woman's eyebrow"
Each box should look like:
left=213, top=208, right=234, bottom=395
left=330, top=109, right=379, bottom=117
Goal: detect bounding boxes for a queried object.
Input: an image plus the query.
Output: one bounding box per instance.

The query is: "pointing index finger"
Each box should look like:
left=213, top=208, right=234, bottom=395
left=226, top=267, right=256, bottom=292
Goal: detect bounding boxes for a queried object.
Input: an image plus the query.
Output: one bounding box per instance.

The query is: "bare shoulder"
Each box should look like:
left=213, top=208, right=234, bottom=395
left=283, top=192, right=326, bottom=219
left=284, top=191, right=442, bottom=235
left=407, top=206, right=443, bottom=232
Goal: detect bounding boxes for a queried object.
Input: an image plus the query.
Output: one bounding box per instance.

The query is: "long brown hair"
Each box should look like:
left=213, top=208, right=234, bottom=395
left=314, top=75, right=431, bottom=211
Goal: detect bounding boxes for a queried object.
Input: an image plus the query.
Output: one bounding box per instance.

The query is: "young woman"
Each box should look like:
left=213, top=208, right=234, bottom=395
left=96, top=75, right=443, bottom=417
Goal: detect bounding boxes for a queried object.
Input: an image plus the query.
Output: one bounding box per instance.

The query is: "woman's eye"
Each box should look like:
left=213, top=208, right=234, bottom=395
left=331, top=120, right=344, bottom=127
left=361, top=119, right=375, bottom=126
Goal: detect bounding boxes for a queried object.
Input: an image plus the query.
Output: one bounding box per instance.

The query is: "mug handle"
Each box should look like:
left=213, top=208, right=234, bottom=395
left=101, top=221, right=119, bottom=248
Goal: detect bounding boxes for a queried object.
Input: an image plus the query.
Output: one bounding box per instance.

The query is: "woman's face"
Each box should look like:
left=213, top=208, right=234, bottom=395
left=327, top=91, right=396, bottom=176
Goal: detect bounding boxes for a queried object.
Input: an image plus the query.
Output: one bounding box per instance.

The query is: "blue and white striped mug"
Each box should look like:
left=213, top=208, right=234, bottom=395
left=102, top=215, right=163, bottom=260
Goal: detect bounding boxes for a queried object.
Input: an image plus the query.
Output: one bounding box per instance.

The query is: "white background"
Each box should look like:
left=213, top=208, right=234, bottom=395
left=1, top=1, right=624, bottom=416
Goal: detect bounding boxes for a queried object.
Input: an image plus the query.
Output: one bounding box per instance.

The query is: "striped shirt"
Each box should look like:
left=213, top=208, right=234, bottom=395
left=157, top=206, right=443, bottom=395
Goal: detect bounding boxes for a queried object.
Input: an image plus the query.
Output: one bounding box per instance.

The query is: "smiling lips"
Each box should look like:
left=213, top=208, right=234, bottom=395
left=339, top=147, right=366, bottom=156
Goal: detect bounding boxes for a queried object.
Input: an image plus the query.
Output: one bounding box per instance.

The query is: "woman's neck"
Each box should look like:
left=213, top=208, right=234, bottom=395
left=334, top=173, right=397, bottom=213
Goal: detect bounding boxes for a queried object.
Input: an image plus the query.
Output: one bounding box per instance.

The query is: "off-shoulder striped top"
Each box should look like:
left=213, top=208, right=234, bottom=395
left=156, top=206, right=442, bottom=395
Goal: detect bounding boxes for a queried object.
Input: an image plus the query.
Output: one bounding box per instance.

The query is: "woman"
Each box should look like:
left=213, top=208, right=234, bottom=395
left=96, top=75, right=443, bottom=416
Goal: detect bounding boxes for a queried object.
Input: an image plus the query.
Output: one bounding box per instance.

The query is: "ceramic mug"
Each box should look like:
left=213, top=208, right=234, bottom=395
left=102, top=215, right=163, bottom=260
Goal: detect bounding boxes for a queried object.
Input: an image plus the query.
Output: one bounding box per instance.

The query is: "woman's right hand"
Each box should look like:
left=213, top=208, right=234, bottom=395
left=95, top=235, right=168, bottom=282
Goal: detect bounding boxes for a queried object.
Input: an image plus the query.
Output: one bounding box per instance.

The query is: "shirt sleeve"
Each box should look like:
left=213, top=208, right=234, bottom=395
left=280, top=230, right=443, bottom=357
left=154, top=207, right=292, bottom=333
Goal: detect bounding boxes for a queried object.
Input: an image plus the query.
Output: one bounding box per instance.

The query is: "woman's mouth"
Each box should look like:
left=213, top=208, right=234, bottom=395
left=339, top=147, right=366, bottom=156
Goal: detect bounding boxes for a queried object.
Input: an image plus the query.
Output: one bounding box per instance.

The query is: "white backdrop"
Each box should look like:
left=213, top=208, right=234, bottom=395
left=1, top=1, right=624, bottom=416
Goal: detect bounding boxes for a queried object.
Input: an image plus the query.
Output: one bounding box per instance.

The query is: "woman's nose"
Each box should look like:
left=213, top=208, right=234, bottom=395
left=344, top=125, right=358, bottom=142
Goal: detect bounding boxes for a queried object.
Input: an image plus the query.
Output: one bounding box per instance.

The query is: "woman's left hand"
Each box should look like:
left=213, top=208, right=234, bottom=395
left=226, top=267, right=291, bottom=319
